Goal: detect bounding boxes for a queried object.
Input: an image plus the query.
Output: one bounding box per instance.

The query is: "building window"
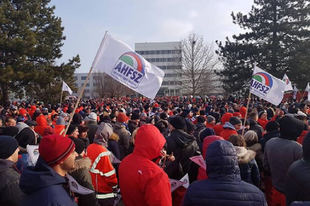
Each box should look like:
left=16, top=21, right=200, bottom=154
left=81, top=76, right=87, bottom=80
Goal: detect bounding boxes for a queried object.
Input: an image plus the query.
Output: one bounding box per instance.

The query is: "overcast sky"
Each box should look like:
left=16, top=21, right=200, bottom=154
left=50, top=0, right=254, bottom=73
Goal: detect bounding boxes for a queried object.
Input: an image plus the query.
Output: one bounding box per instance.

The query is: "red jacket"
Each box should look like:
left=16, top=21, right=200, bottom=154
left=258, top=118, right=269, bottom=130
left=119, top=124, right=172, bottom=206
left=213, top=113, right=233, bottom=135
left=197, top=135, right=224, bottom=180
left=87, top=144, right=118, bottom=195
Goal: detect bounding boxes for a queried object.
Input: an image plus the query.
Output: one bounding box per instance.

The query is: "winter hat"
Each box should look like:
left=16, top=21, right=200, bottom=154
left=59, top=112, right=69, bottom=118
left=85, top=112, right=97, bottom=122
left=258, top=110, right=267, bottom=118
left=265, top=121, right=279, bottom=132
left=279, top=115, right=304, bottom=140
left=19, top=108, right=27, bottom=116
left=39, top=134, right=75, bottom=167
left=197, top=116, right=206, bottom=123
left=186, top=121, right=196, bottom=134
left=207, top=115, right=215, bottom=123
left=1, top=126, right=19, bottom=137
left=229, top=117, right=242, bottom=126
left=78, top=125, right=89, bottom=133
left=233, top=112, right=241, bottom=117
left=199, top=110, right=206, bottom=116
left=25, top=120, right=37, bottom=127
left=169, top=116, right=186, bottom=130
left=117, top=112, right=129, bottom=123
left=68, top=136, right=85, bottom=155
left=0, top=135, right=19, bottom=159
left=94, top=122, right=113, bottom=147
left=159, top=112, right=168, bottom=120
left=66, top=124, right=77, bottom=135
left=43, top=127, right=56, bottom=136
left=131, top=112, right=140, bottom=120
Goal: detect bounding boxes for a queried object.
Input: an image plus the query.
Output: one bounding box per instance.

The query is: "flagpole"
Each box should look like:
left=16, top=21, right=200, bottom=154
left=242, top=91, right=251, bottom=137
left=60, top=91, right=63, bottom=104
left=63, top=31, right=109, bottom=136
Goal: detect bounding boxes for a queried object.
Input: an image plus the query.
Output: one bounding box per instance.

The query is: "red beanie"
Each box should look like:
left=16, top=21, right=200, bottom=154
left=39, top=134, right=75, bottom=167
left=19, top=108, right=27, bottom=116
left=117, top=113, right=129, bottom=123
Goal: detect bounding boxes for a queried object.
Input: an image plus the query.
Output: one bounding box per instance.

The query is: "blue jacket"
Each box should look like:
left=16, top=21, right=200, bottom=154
left=182, top=140, right=267, bottom=206
left=19, top=157, right=77, bottom=206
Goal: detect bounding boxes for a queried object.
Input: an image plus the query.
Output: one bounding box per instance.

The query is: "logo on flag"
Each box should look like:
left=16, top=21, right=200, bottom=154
left=112, top=52, right=145, bottom=88
left=250, top=66, right=286, bottom=106
left=251, top=72, right=273, bottom=97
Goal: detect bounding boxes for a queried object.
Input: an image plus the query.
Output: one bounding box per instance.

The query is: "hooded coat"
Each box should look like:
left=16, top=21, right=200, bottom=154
left=220, top=122, right=237, bottom=140
left=285, top=132, right=310, bottom=206
left=0, top=159, right=24, bottom=206
left=212, top=113, right=233, bottom=135
left=19, top=157, right=77, bottom=206
left=182, top=140, right=267, bottom=206
left=235, top=146, right=260, bottom=187
left=264, top=115, right=304, bottom=193
left=34, top=115, right=52, bottom=136
left=119, top=124, right=171, bottom=206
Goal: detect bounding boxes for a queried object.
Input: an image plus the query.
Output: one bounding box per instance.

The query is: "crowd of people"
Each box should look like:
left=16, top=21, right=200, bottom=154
left=0, top=95, right=310, bottom=206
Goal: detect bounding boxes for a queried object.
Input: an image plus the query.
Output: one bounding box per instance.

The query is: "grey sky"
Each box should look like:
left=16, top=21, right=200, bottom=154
left=50, top=0, right=254, bottom=73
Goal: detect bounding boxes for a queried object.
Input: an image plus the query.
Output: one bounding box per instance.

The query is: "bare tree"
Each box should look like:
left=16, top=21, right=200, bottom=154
left=94, top=71, right=134, bottom=98
left=177, top=33, right=220, bottom=96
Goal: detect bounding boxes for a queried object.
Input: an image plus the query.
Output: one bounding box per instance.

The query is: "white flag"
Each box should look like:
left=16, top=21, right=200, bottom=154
left=92, top=34, right=165, bottom=99
left=62, top=81, right=73, bottom=95
left=250, top=66, right=286, bottom=106
left=293, top=85, right=298, bottom=100
left=190, top=155, right=206, bottom=170
left=282, top=74, right=293, bottom=91
left=305, top=83, right=310, bottom=100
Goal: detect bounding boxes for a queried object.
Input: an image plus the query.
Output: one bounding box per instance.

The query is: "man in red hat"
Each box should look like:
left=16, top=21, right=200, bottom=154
left=20, top=134, right=78, bottom=206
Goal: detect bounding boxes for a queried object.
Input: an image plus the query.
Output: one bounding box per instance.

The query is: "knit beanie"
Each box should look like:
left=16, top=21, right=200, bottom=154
left=131, top=112, right=140, bottom=120
left=39, top=134, right=75, bottom=167
left=68, top=136, right=85, bottom=155
left=117, top=112, right=129, bottom=123
left=229, top=117, right=242, bottom=126
left=279, top=115, right=304, bottom=140
left=0, top=135, right=18, bottom=159
left=169, top=116, right=186, bottom=130
left=66, top=124, right=77, bottom=135
left=207, top=115, right=215, bottom=123
left=1, top=126, right=19, bottom=137
left=197, top=116, right=206, bottom=123
left=265, top=121, right=279, bottom=132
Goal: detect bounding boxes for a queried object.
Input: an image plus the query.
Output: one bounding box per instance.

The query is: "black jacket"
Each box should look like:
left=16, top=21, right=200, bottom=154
left=0, top=160, right=24, bottom=206
left=182, top=140, right=267, bottom=206
left=165, top=129, right=199, bottom=180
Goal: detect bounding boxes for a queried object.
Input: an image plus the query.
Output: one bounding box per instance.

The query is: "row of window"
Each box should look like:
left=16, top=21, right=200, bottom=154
left=164, top=73, right=182, bottom=78
left=159, top=65, right=182, bottom=70
left=162, top=81, right=182, bottom=86
left=136, top=50, right=181, bottom=55
left=146, top=58, right=182, bottom=63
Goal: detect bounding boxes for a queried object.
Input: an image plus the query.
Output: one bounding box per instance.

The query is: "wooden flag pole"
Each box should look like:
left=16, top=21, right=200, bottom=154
left=60, top=91, right=63, bottom=104
left=241, top=91, right=251, bottom=137
left=63, top=31, right=108, bottom=136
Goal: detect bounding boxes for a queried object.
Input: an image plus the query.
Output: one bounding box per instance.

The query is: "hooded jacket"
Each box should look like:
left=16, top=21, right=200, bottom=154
left=235, top=146, right=260, bottom=187
left=165, top=129, right=199, bottom=180
left=220, top=122, right=237, bottom=140
left=264, top=115, right=304, bottom=193
left=182, top=140, right=267, bottom=206
left=0, top=159, right=24, bottom=206
left=213, top=113, right=233, bottom=135
left=113, top=122, right=131, bottom=160
left=34, top=115, right=52, bottom=136
left=119, top=124, right=172, bottom=206
left=197, top=135, right=224, bottom=180
left=285, top=132, right=310, bottom=206
left=19, top=157, right=77, bottom=206
left=15, top=122, right=36, bottom=148
left=68, top=157, right=97, bottom=206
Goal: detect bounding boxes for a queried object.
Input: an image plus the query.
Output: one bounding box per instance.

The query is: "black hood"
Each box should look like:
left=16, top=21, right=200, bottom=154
left=303, top=131, right=310, bottom=161
left=279, top=115, right=304, bottom=141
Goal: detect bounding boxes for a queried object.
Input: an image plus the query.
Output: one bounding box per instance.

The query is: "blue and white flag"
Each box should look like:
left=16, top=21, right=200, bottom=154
left=250, top=66, right=286, bottom=106
left=92, top=34, right=165, bottom=99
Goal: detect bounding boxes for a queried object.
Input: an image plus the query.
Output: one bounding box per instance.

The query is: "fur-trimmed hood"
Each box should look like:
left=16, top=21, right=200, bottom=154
left=234, top=146, right=256, bottom=164
left=69, top=157, right=92, bottom=173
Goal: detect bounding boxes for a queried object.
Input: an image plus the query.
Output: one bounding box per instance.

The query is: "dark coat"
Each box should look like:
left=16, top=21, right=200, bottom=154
left=0, top=160, right=24, bottom=206
left=127, top=120, right=138, bottom=134
left=165, top=129, right=199, bottom=181
left=193, top=122, right=206, bottom=146
left=113, top=122, right=131, bottom=160
left=182, top=140, right=267, bottom=206
left=260, top=129, right=280, bottom=152
left=69, top=157, right=97, bottom=206
left=87, top=121, right=98, bottom=144
left=19, top=157, right=77, bottom=206
left=249, top=119, right=264, bottom=140
left=108, top=139, right=121, bottom=160
left=285, top=159, right=310, bottom=206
